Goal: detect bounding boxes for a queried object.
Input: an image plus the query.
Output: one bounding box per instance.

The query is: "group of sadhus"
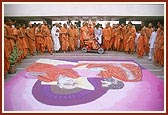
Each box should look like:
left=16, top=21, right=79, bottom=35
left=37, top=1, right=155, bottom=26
left=136, top=22, right=164, bottom=67
left=79, top=20, right=164, bottom=68
left=4, top=19, right=53, bottom=75
left=4, top=18, right=164, bottom=76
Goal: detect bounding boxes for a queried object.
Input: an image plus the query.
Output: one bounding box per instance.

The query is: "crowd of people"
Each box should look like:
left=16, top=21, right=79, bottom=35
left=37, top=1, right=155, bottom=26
left=4, top=18, right=164, bottom=75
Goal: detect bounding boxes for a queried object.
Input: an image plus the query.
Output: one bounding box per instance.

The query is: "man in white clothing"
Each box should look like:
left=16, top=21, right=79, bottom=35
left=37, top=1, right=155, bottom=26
left=135, top=29, right=141, bottom=52
left=94, top=24, right=102, bottom=45
left=148, top=27, right=157, bottom=61
left=51, top=23, right=61, bottom=52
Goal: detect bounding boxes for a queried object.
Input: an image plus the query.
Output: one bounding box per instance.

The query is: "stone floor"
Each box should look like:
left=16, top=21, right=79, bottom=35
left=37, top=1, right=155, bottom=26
left=4, top=50, right=165, bottom=82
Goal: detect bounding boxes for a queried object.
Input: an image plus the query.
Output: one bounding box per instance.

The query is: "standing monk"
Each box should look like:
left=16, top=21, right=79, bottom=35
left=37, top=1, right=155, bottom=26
left=110, top=24, right=115, bottom=51
left=68, top=24, right=75, bottom=52
left=13, top=23, right=24, bottom=62
left=20, top=24, right=28, bottom=58
left=4, top=25, right=10, bottom=76
left=17, top=24, right=28, bottom=59
left=80, top=22, right=89, bottom=48
left=154, top=26, right=164, bottom=66
left=158, top=29, right=164, bottom=66
left=26, top=22, right=36, bottom=56
left=74, top=24, right=79, bottom=50
left=136, top=29, right=146, bottom=58
left=154, top=22, right=162, bottom=65
left=114, top=24, right=121, bottom=52
left=46, top=24, right=53, bottom=55
left=41, top=21, right=49, bottom=53
left=103, top=22, right=112, bottom=51
left=60, top=23, right=69, bottom=53
left=4, top=19, right=16, bottom=76
left=120, top=23, right=127, bottom=51
left=125, top=22, right=136, bottom=54
left=35, top=23, right=45, bottom=54
left=4, top=19, right=16, bottom=54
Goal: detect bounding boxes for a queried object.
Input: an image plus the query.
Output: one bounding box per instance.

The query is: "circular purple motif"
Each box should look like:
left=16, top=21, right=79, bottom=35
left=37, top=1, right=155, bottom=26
left=32, top=78, right=108, bottom=106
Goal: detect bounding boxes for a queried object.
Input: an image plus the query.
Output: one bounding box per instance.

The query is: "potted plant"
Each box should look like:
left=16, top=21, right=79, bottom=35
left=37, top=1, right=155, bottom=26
left=8, top=43, right=22, bottom=74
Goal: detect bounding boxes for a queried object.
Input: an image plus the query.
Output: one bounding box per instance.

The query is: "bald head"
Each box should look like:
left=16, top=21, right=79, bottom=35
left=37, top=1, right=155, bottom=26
left=89, top=23, right=92, bottom=27
left=105, top=22, right=110, bottom=27
left=63, top=23, right=67, bottom=28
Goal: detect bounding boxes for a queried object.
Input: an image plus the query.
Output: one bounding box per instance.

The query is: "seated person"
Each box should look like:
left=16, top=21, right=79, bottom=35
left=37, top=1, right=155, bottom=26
left=84, top=37, right=99, bottom=50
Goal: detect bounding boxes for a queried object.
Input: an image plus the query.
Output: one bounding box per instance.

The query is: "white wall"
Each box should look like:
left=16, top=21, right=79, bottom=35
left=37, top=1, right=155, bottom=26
left=3, top=2, right=164, bottom=17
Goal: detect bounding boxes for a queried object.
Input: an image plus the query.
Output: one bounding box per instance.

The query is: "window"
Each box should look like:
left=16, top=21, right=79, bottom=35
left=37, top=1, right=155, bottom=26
left=126, top=21, right=142, bottom=24
left=30, top=21, right=43, bottom=24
